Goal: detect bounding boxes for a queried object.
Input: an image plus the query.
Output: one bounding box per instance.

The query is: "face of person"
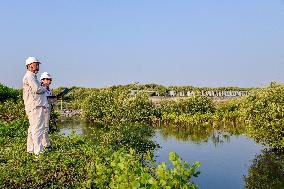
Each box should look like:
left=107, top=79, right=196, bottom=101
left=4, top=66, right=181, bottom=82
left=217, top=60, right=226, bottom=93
left=28, top=62, right=40, bottom=74
left=41, top=78, right=52, bottom=87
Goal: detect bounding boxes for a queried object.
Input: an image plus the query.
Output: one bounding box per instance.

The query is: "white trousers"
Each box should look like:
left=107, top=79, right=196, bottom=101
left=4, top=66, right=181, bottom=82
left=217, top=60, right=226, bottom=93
left=27, top=107, right=47, bottom=155
left=42, top=107, right=51, bottom=147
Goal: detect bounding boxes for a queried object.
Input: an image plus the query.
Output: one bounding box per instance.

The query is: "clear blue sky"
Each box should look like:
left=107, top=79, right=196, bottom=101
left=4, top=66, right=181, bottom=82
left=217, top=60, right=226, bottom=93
left=0, top=0, right=283, bottom=88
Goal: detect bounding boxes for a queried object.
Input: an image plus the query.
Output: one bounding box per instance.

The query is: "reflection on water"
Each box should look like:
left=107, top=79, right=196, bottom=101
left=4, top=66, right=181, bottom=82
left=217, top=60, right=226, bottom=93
left=58, top=119, right=284, bottom=189
left=153, top=123, right=265, bottom=189
left=156, top=122, right=246, bottom=146
left=58, top=117, right=94, bottom=138
left=244, top=148, right=284, bottom=189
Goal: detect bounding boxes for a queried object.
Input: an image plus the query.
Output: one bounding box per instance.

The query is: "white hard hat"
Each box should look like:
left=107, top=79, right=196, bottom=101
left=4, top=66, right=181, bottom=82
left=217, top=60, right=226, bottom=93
left=40, top=72, right=52, bottom=80
left=25, top=57, right=41, bottom=66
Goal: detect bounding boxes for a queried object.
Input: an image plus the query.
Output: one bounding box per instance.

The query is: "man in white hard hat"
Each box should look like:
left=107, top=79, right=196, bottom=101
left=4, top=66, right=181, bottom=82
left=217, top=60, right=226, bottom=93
left=40, top=72, right=53, bottom=150
left=23, top=57, right=48, bottom=156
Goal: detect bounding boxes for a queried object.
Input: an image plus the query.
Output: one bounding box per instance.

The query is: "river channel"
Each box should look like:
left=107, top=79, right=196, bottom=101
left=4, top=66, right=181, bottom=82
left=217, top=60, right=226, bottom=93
left=58, top=118, right=283, bottom=189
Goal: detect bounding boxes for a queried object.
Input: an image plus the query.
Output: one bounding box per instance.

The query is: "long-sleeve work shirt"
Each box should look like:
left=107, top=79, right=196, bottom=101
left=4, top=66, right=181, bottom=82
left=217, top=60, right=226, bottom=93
left=23, top=70, right=49, bottom=113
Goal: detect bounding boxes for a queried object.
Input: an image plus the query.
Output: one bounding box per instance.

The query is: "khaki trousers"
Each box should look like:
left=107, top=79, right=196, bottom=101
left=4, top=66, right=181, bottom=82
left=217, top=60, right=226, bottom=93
left=27, top=106, right=47, bottom=155
left=42, top=107, right=51, bottom=147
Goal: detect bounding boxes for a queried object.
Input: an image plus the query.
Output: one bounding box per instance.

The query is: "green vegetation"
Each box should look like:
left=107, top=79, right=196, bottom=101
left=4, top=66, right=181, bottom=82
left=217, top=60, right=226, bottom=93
left=243, top=85, right=284, bottom=148
left=0, top=119, right=200, bottom=188
left=57, top=83, right=284, bottom=149
left=0, top=83, right=21, bottom=102
left=81, top=90, right=156, bottom=124
left=0, top=83, right=200, bottom=188
left=2, top=81, right=284, bottom=188
left=159, top=95, right=216, bottom=115
left=57, top=83, right=253, bottom=110
left=157, top=85, right=284, bottom=149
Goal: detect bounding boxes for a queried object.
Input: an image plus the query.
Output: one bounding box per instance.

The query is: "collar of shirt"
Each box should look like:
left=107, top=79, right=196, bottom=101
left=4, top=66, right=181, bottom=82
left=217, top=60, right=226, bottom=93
left=27, top=70, right=37, bottom=77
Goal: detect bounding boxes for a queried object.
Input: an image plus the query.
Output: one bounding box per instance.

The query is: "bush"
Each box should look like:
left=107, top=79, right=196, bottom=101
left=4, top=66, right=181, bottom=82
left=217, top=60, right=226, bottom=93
left=0, top=116, right=200, bottom=188
left=94, top=123, right=157, bottom=154
left=123, top=92, right=157, bottom=123
left=82, top=90, right=156, bottom=124
left=0, top=84, right=201, bottom=188
left=0, top=100, right=26, bottom=122
left=244, top=86, right=284, bottom=148
left=0, top=84, right=26, bottom=123
left=81, top=89, right=127, bottom=124
left=159, top=95, right=216, bottom=115
left=0, top=83, right=21, bottom=102
left=216, top=97, right=246, bottom=122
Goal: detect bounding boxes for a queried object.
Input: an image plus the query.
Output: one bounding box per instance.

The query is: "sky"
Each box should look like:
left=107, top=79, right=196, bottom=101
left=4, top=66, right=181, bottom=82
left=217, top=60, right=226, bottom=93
left=0, top=0, right=283, bottom=88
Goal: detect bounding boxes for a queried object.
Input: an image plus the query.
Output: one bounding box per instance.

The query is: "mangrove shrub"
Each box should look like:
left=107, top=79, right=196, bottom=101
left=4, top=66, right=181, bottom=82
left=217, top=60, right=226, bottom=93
left=244, top=86, right=284, bottom=148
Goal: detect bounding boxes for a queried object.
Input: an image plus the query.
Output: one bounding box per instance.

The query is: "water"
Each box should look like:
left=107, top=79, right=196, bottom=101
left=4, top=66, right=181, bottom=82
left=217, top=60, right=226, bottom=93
left=58, top=119, right=284, bottom=189
left=59, top=118, right=93, bottom=137
left=154, top=129, right=264, bottom=189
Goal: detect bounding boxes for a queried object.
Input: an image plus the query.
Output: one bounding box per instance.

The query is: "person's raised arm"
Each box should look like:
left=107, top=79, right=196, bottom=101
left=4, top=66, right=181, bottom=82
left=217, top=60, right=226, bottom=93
left=27, top=74, right=46, bottom=94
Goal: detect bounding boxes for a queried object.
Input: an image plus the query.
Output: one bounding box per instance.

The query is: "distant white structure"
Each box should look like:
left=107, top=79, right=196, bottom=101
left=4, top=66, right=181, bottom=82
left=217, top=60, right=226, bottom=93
left=168, top=90, right=176, bottom=97
left=186, top=91, right=195, bottom=96
left=130, top=89, right=250, bottom=97
left=178, top=92, right=185, bottom=97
